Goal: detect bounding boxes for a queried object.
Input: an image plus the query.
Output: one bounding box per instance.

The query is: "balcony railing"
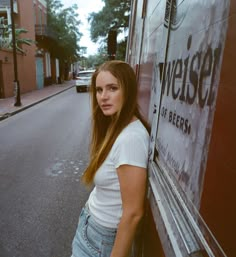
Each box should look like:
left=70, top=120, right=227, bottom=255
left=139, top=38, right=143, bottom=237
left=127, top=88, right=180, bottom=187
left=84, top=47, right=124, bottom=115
left=0, top=0, right=18, bottom=13
left=35, top=24, right=57, bottom=40
left=0, top=36, right=11, bottom=49
left=0, top=0, right=10, bottom=8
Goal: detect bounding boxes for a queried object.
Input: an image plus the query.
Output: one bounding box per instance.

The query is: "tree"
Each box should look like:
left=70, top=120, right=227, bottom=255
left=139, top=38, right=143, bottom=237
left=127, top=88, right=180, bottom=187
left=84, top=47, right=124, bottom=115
left=0, top=17, right=35, bottom=53
left=47, top=0, right=82, bottom=63
left=88, top=0, right=130, bottom=60
left=86, top=52, right=108, bottom=68
left=89, top=0, right=130, bottom=41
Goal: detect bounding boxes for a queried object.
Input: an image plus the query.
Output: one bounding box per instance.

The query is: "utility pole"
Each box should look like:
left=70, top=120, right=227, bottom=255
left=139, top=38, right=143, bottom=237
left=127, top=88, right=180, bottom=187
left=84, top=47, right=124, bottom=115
left=10, top=0, right=21, bottom=106
left=107, top=29, right=117, bottom=60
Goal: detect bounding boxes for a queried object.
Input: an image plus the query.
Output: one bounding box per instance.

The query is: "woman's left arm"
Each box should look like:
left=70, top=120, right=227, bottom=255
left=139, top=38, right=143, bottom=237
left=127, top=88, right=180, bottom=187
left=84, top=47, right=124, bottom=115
left=110, top=164, right=147, bottom=257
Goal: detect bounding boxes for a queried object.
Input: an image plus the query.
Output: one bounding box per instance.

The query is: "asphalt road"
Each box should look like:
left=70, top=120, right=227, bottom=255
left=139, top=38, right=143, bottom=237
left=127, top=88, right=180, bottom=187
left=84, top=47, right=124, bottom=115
left=0, top=88, right=92, bottom=257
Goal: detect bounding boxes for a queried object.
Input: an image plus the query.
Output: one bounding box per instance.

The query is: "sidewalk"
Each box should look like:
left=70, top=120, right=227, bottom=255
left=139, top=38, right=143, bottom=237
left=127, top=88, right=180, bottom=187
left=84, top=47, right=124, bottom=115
left=0, top=80, right=75, bottom=121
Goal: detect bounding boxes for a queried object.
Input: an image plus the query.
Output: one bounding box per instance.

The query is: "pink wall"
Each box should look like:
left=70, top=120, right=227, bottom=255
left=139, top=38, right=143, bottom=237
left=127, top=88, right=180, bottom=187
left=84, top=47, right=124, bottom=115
left=0, top=0, right=37, bottom=98
left=17, top=0, right=37, bottom=94
left=34, top=0, right=47, bottom=25
left=0, top=50, right=15, bottom=97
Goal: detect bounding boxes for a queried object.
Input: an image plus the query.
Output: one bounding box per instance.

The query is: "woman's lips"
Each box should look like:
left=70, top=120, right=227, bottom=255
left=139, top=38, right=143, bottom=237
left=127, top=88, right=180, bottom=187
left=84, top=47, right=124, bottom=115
left=101, top=104, right=112, bottom=110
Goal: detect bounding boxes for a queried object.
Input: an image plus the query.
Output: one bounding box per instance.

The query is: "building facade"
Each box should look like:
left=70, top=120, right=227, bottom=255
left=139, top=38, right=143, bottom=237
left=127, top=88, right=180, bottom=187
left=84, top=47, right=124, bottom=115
left=34, top=0, right=60, bottom=87
left=0, top=0, right=36, bottom=98
left=0, top=0, right=61, bottom=98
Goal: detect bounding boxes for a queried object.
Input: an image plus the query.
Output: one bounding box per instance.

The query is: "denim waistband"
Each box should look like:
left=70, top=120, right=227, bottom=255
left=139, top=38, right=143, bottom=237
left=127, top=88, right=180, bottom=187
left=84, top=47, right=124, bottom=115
left=84, top=202, right=117, bottom=235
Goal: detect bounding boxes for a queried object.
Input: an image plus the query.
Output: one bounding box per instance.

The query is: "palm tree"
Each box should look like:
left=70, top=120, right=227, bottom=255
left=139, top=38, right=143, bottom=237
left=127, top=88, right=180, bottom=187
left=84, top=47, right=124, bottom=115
left=0, top=16, right=35, bottom=54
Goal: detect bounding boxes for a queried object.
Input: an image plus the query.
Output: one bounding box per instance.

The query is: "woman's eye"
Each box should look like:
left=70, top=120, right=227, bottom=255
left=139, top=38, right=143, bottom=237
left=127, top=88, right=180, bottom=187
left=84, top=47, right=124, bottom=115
left=110, top=86, right=118, bottom=91
left=96, top=88, right=102, bottom=93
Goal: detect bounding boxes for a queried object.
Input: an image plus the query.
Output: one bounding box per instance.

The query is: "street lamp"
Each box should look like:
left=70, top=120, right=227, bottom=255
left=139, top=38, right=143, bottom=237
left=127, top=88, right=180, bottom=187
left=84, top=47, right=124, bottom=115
left=10, top=0, right=21, bottom=106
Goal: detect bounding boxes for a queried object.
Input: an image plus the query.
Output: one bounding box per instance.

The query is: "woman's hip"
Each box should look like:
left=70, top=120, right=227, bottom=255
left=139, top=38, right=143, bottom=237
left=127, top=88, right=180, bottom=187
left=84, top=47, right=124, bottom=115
left=71, top=205, right=117, bottom=257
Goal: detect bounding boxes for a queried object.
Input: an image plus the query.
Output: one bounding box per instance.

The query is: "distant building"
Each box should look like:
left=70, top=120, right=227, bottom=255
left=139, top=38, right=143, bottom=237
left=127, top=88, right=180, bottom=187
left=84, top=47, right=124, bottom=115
left=0, top=0, right=63, bottom=98
left=0, top=0, right=36, bottom=98
left=34, top=0, right=61, bottom=87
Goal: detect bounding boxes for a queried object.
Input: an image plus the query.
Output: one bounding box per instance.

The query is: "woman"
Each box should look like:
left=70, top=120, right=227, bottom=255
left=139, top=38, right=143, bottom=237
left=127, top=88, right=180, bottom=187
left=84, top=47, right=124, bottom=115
left=71, top=60, right=150, bottom=257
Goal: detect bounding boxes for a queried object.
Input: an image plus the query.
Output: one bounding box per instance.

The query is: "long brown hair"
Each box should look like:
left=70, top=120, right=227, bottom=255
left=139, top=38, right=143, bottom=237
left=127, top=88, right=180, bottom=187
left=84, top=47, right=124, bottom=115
left=82, top=60, right=150, bottom=185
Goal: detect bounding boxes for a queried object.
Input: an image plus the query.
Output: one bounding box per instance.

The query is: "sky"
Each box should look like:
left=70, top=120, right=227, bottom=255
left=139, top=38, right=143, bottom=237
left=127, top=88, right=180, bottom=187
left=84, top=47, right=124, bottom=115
left=61, top=0, right=104, bottom=56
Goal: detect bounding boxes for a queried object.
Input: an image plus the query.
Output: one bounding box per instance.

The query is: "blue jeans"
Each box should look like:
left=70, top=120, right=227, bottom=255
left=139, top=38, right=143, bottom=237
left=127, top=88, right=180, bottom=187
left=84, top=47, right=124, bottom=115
left=71, top=205, right=117, bottom=257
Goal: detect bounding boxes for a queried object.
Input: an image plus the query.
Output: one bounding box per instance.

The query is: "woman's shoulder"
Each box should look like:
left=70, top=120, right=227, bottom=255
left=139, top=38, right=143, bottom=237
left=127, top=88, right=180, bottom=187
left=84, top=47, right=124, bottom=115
left=116, top=120, right=149, bottom=143
left=110, top=120, right=150, bottom=166
left=125, top=119, right=148, bottom=133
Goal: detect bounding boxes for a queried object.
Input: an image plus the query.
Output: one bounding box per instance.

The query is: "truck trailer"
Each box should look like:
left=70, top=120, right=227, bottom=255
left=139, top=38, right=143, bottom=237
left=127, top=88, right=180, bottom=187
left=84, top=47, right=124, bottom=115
left=126, top=0, right=235, bottom=256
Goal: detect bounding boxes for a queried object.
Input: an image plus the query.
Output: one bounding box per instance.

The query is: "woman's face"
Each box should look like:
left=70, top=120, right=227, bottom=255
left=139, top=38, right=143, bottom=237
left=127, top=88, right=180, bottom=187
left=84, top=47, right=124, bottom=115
left=95, top=71, right=123, bottom=116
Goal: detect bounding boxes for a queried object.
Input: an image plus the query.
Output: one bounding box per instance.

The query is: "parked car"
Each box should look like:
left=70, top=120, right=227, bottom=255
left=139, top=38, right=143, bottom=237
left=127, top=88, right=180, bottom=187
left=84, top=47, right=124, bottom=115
left=75, top=70, right=95, bottom=92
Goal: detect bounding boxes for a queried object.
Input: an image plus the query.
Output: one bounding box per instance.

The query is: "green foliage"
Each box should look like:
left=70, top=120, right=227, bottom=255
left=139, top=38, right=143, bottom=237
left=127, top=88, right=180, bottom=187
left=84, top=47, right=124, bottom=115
left=14, top=28, right=36, bottom=54
left=86, top=52, right=108, bottom=68
left=0, top=17, right=10, bottom=48
left=88, top=0, right=130, bottom=60
left=115, top=39, right=127, bottom=60
left=0, top=17, right=35, bottom=54
left=89, top=0, right=130, bottom=42
left=47, top=0, right=82, bottom=62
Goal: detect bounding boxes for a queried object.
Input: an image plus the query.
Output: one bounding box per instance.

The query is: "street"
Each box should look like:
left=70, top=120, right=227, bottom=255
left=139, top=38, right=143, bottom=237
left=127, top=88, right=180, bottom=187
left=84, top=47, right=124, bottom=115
left=0, top=88, right=92, bottom=257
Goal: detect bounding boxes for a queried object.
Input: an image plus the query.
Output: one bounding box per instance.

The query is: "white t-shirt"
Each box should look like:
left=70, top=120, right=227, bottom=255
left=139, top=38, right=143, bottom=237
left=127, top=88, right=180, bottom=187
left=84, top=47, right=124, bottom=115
left=87, top=119, right=149, bottom=228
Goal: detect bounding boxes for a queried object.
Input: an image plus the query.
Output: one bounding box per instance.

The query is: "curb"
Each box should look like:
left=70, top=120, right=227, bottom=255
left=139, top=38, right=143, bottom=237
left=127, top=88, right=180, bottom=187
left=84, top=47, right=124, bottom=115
left=0, top=85, right=75, bottom=122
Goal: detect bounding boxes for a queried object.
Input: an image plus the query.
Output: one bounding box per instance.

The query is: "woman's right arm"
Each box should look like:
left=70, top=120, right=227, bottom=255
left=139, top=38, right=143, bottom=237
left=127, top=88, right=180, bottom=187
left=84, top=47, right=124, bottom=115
left=110, top=164, right=147, bottom=257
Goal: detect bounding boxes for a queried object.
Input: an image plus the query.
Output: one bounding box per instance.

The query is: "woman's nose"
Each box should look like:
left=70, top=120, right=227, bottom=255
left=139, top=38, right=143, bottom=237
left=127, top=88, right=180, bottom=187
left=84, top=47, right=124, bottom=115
left=101, top=90, right=108, bottom=99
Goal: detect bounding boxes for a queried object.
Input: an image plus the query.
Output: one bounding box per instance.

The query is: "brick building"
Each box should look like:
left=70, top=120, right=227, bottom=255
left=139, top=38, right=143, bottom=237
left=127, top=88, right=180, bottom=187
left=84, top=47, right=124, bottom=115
left=0, top=0, right=61, bottom=98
